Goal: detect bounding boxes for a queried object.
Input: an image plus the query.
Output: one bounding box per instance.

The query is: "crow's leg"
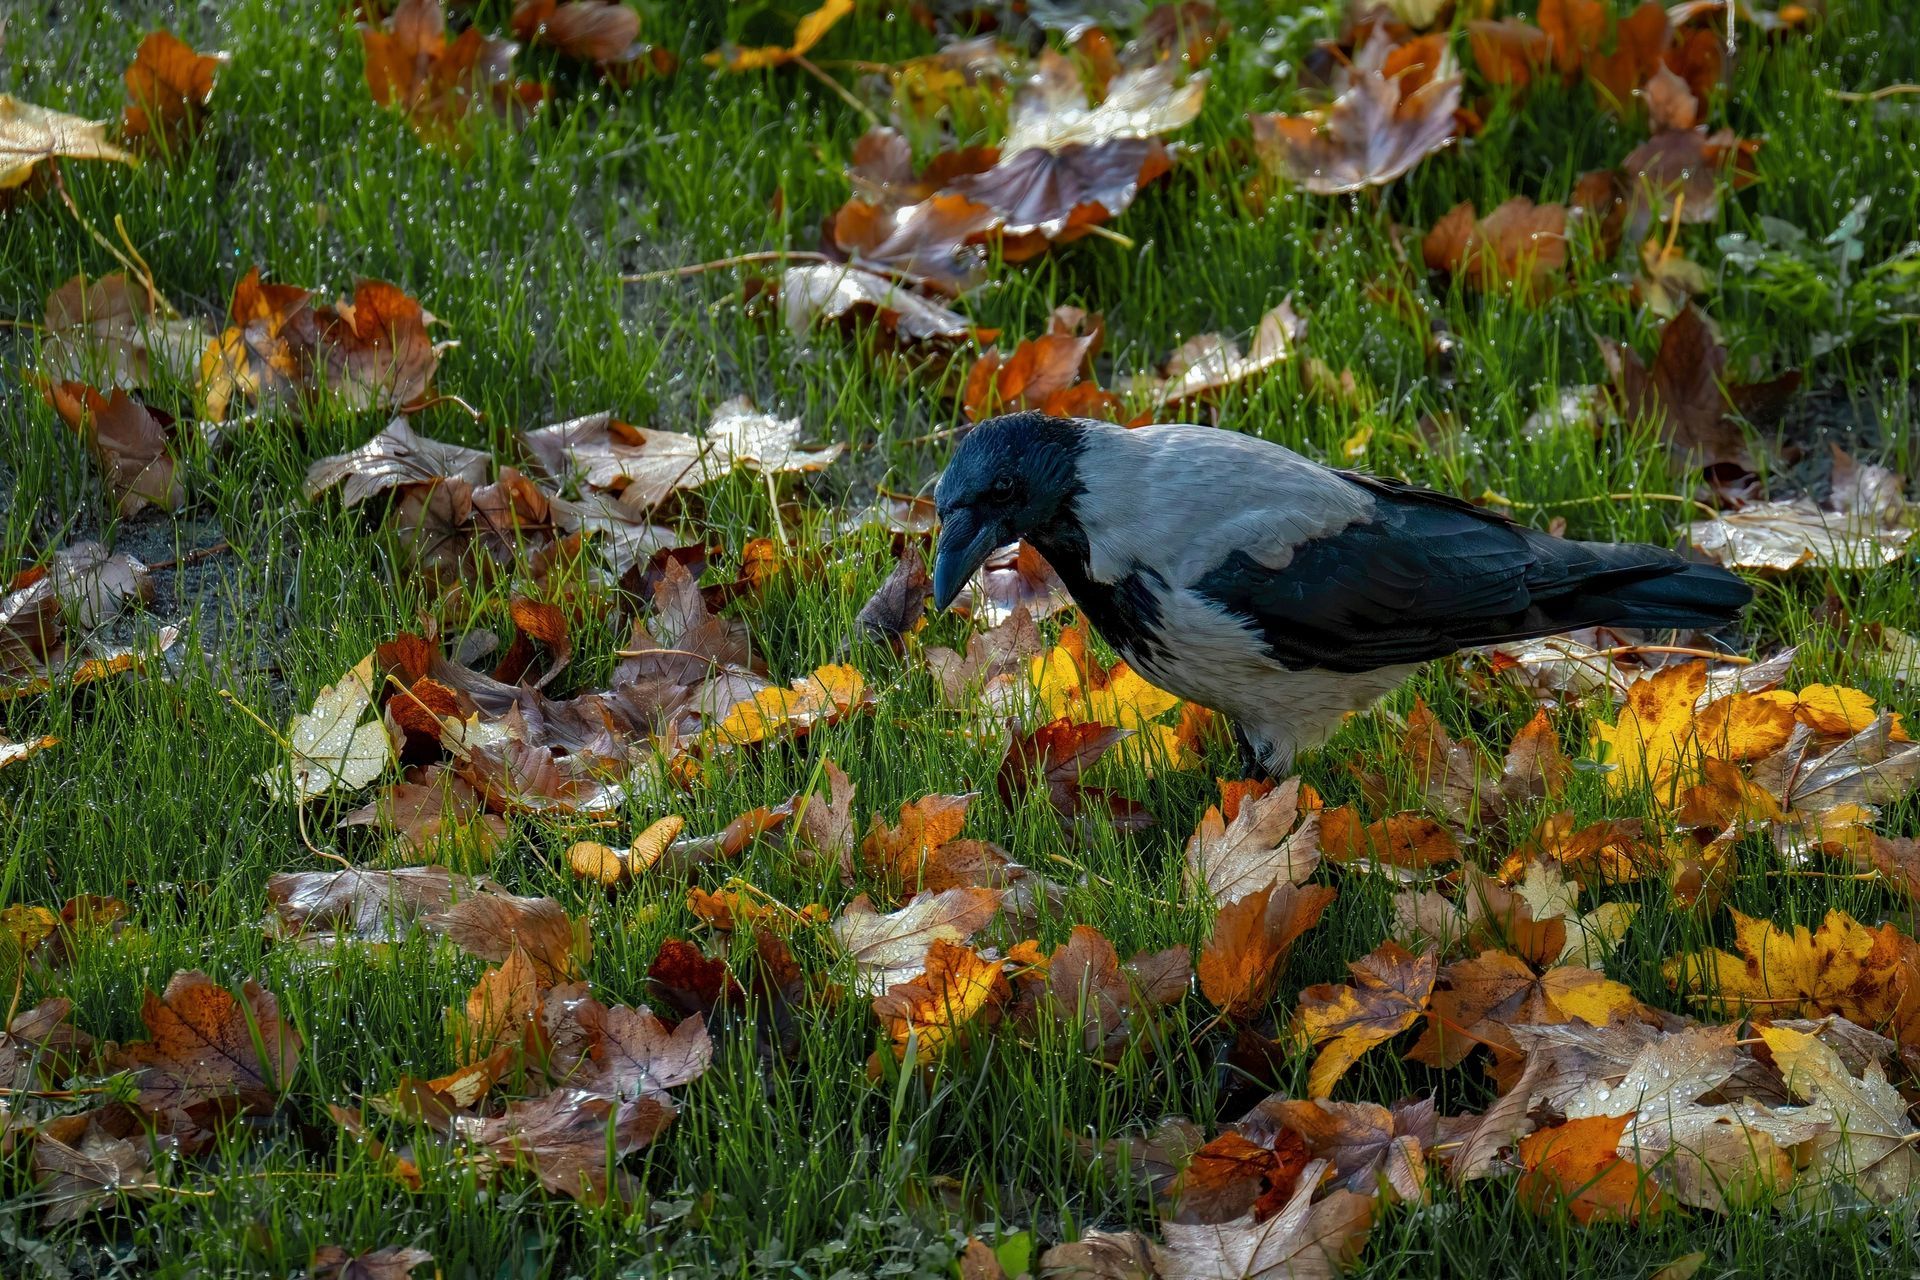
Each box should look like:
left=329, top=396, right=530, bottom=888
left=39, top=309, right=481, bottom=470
left=1230, top=722, right=1273, bottom=782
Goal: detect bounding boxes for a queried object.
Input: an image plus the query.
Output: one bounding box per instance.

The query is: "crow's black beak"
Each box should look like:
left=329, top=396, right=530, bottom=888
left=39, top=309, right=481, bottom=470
left=932, top=507, right=1001, bottom=612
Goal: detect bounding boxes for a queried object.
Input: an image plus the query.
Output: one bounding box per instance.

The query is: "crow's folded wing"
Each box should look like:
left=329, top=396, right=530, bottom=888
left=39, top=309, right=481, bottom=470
left=1189, top=473, right=1701, bottom=673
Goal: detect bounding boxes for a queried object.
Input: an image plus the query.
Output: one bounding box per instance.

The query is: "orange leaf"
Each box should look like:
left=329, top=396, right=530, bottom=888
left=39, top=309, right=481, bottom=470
left=1518, top=1115, right=1668, bottom=1222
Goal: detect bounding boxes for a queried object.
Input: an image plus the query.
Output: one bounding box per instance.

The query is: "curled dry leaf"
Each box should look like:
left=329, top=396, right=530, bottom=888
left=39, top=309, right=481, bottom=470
left=1243, top=1095, right=1434, bottom=1204
left=305, top=416, right=492, bottom=509
left=43, top=382, right=186, bottom=516
left=33, top=1106, right=152, bottom=1223
left=40, top=271, right=208, bottom=390
left=1153, top=1161, right=1373, bottom=1280
left=998, top=717, right=1152, bottom=831
left=830, top=886, right=1002, bottom=995
left=1198, top=882, right=1337, bottom=1018
left=780, top=263, right=979, bottom=347
left=1151, top=300, right=1305, bottom=408
left=1422, top=198, right=1570, bottom=300
left=267, top=865, right=492, bottom=946
left=568, top=814, right=685, bottom=886
left=1249, top=28, right=1461, bottom=195
left=856, top=548, right=932, bottom=652
left=871, top=938, right=1010, bottom=1065
left=1686, top=498, right=1913, bottom=573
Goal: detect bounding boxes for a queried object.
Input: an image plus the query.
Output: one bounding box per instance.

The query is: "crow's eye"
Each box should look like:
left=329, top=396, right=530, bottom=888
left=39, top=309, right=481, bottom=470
left=988, top=476, right=1018, bottom=502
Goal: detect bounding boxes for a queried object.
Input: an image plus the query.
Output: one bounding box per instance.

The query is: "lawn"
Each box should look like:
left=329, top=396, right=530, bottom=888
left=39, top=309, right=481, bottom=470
left=2, top=1, right=1918, bottom=1277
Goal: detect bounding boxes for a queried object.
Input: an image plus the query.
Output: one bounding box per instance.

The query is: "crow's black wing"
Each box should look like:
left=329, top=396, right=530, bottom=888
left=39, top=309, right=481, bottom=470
left=1191, top=473, right=1746, bottom=673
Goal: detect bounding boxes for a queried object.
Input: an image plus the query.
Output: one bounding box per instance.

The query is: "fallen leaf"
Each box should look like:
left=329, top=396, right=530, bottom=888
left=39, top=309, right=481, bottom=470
left=1242, top=1096, right=1432, bottom=1204
left=1185, top=777, right=1322, bottom=906
left=568, top=815, right=685, bottom=886
left=830, top=887, right=1002, bottom=995
left=359, top=0, right=544, bottom=144
left=1153, top=1162, right=1373, bottom=1279
left=1199, top=882, right=1338, bottom=1018
left=1516, top=1115, right=1668, bottom=1223
left=1423, top=198, right=1570, bottom=300
left=258, top=654, right=390, bottom=803
left=121, top=30, right=225, bottom=148
left=872, top=938, right=1010, bottom=1063
left=427, top=891, right=587, bottom=985
left=267, top=865, right=484, bottom=946
left=1153, top=300, right=1306, bottom=408
left=1759, top=1023, right=1919, bottom=1202
left=1295, top=941, right=1437, bottom=1097
left=310, top=1245, right=435, bottom=1280
left=117, top=971, right=303, bottom=1114
left=1250, top=28, right=1461, bottom=195
left=1664, top=908, right=1914, bottom=1034
left=0, top=94, right=137, bottom=189
left=1687, top=498, right=1913, bottom=573
left=705, top=0, right=853, bottom=71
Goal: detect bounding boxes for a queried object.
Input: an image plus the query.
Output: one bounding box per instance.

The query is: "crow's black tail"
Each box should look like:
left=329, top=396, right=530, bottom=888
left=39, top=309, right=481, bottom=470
left=1522, top=532, right=1752, bottom=634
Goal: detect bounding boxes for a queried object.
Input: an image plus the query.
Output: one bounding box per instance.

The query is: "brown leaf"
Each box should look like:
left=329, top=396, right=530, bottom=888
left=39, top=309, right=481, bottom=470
left=830, top=887, right=1002, bottom=995
left=359, top=0, right=545, bottom=144
left=954, top=541, right=1073, bottom=627
left=1153, top=1164, right=1374, bottom=1279
left=39, top=271, right=207, bottom=390
left=1318, top=808, right=1460, bottom=875
left=1517, top=1115, right=1668, bottom=1223
left=647, top=938, right=742, bottom=1018
left=1152, top=300, right=1306, bottom=408
left=122, top=30, right=224, bottom=147
left=1294, top=942, right=1437, bottom=1097
left=1244, top=1096, right=1433, bottom=1204
left=543, top=986, right=712, bottom=1100
left=452, top=1086, right=669, bottom=1205
left=1199, top=883, right=1337, bottom=1018
left=44, top=382, right=185, bottom=516
left=1602, top=303, right=1794, bottom=479
left=1167, top=1129, right=1314, bottom=1225
left=1467, top=20, right=1550, bottom=89
left=1250, top=28, right=1461, bottom=195
left=856, top=549, right=932, bottom=652
left=33, top=1106, right=152, bottom=1223
left=998, top=718, right=1150, bottom=831
left=311, top=1246, right=436, bottom=1280
left=425, top=891, right=587, bottom=984
left=1421, top=198, right=1569, bottom=300
left=0, top=998, right=94, bottom=1094
left=451, top=945, right=542, bottom=1059
left=1184, top=776, right=1321, bottom=906
left=1499, top=709, right=1572, bottom=811
left=267, top=865, right=484, bottom=946
left=117, top=971, right=303, bottom=1114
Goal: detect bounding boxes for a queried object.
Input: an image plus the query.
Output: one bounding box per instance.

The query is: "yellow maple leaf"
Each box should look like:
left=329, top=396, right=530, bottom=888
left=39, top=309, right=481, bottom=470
left=1664, top=908, right=1915, bottom=1030
left=1590, top=662, right=1707, bottom=795
left=872, top=938, right=1010, bottom=1062
left=1693, top=689, right=1798, bottom=761
left=1794, top=684, right=1878, bottom=736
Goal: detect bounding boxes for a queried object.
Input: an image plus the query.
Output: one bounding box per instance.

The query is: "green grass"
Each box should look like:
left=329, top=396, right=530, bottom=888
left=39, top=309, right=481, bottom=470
left=3, top=1, right=1919, bottom=1276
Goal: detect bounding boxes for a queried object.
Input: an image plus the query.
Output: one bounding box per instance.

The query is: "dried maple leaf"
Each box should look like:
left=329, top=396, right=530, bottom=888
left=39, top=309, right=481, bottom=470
left=0, top=733, right=58, bottom=770
left=1619, top=127, right=1759, bottom=225
left=360, top=0, right=545, bottom=144
left=1422, top=198, right=1570, bottom=300
left=1243, top=1095, right=1433, bottom=1204
left=314, top=281, right=441, bottom=411
left=33, top=1106, right=152, bottom=1223
left=306, top=416, right=491, bottom=509
left=647, top=937, right=742, bottom=1018
left=450, top=1085, right=669, bottom=1205
left=542, top=986, right=712, bottom=1101
left=268, top=865, right=485, bottom=946
left=1516, top=1115, right=1668, bottom=1223
left=954, top=541, right=1073, bottom=627
left=258, top=653, right=391, bottom=803
left=709, top=664, right=871, bottom=748
left=121, top=30, right=225, bottom=148
left=943, top=51, right=1202, bottom=248
left=426, top=891, right=588, bottom=984
left=704, top=0, right=852, bottom=71
left=43, top=382, right=186, bottom=516
left=778, top=263, right=980, bottom=347
left=0, top=998, right=94, bottom=1096
left=1686, top=498, right=1913, bottom=573
left=1184, top=776, right=1322, bottom=906
left=1759, top=1024, right=1919, bottom=1202
left=1166, top=1129, right=1314, bottom=1225
left=1664, top=908, right=1916, bottom=1035
left=341, top=766, right=509, bottom=860
left=1294, top=942, right=1436, bottom=1096
left=928, top=607, right=1047, bottom=710
left=449, top=945, right=542, bottom=1060
left=1151, top=300, right=1306, bottom=408
left=872, top=938, right=1010, bottom=1065
left=117, top=971, right=303, bottom=1114
left=311, top=1246, right=435, bottom=1280
left=830, top=887, right=1002, bottom=995
left=1751, top=713, right=1920, bottom=813
left=39, top=271, right=207, bottom=390
left=1199, top=882, right=1337, bottom=1018
left=0, top=94, right=136, bottom=189
left=1602, top=304, right=1795, bottom=483
left=1467, top=19, right=1551, bottom=89
left=963, top=308, right=1118, bottom=422
left=998, top=718, right=1151, bottom=830
left=1317, top=808, right=1459, bottom=877
left=1250, top=28, right=1461, bottom=195
left=1412, top=946, right=1640, bottom=1068
left=1153, top=1162, right=1373, bottom=1280
left=197, top=266, right=318, bottom=421
left=1498, top=709, right=1573, bottom=811
left=1016, top=925, right=1189, bottom=1060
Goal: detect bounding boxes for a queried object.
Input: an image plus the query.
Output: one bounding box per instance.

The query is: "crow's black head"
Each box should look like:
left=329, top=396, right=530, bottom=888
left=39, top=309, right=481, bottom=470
left=932, top=412, right=1088, bottom=610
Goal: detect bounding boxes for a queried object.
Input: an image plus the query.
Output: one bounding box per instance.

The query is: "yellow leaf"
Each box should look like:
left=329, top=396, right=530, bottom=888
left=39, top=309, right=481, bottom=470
left=872, top=938, right=1009, bottom=1062
left=1664, top=908, right=1913, bottom=1030
left=704, top=0, right=854, bottom=72
left=1795, top=684, right=1879, bottom=736
left=0, top=95, right=137, bottom=189
left=1693, top=690, right=1798, bottom=761
left=1590, top=662, right=1707, bottom=794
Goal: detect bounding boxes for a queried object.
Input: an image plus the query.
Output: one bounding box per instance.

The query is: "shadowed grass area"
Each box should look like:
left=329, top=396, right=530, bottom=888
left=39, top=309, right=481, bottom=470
left=2, top=0, right=1918, bottom=1276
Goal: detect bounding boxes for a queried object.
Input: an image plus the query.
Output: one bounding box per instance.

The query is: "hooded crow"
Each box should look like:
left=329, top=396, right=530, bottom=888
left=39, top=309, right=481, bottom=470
left=932, top=412, right=1752, bottom=776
